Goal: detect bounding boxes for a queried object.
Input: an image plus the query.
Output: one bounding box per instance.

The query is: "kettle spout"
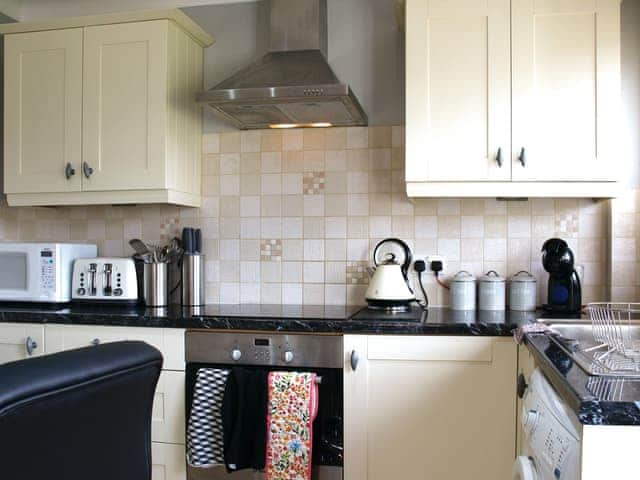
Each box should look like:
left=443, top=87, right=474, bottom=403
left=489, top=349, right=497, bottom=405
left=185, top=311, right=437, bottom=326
left=366, top=267, right=376, bottom=278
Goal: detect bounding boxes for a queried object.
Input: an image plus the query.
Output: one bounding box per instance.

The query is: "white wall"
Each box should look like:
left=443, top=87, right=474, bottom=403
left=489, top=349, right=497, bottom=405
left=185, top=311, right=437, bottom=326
left=621, top=0, right=640, bottom=187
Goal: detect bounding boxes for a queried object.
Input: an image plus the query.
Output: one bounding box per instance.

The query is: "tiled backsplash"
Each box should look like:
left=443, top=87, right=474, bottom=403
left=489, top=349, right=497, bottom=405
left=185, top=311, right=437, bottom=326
left=0, top=125, right=620, bottom=306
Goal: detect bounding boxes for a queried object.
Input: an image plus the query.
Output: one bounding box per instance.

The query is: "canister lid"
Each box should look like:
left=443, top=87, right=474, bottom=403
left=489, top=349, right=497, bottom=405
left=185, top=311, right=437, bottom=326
left=451, top=270, right=476, bottom=283
left=510, top=270, right=536, bottom=283
left=479, top=270, right=505, bottom=283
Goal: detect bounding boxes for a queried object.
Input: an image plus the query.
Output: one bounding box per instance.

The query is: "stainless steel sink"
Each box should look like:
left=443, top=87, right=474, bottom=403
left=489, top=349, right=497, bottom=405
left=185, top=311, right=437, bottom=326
left=537, top=319, right=640, bottom=377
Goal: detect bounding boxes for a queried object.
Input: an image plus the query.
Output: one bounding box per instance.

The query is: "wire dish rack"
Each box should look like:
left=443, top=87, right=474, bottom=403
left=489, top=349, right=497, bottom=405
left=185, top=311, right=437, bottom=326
left=586, top=303, right=640, bottom=371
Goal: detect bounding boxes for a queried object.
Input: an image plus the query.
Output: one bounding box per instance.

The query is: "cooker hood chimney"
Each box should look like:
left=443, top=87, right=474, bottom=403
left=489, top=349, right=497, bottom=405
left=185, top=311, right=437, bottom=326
left=196, top=0, right=368, bottom=130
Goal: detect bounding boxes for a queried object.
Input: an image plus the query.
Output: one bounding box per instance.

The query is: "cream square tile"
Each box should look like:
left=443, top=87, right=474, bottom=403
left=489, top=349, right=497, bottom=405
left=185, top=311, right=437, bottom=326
left=261, top=152, right=282, bottom=173
left=282, top=239, right=303, bottom=261
left=282, top=129, right=303, bottom=151
left=240, top=131, right=261, bottom=152
left=347, top=239, right=369, bottom=261
left=577, top=237, right=604, bottom=263
left=392, top=126, right=405, bottom=147
left=220, top=283, right=240, bottom=304
left=369, top=216, right=392, bottom=238
left=437, top=238, right=460, bottom=261
left=220, top=153, right=240, bottom=174
left=304, top=195, right=325, bottom=216
left=415, top=216, right=437, bottom=239
left=261, top=284, right=282, bottom=304
left=261, top=195, right=282, bottom=217
left=369, top=149, right=391, bottom=170
left=391, top=170, right=405, bottom=193
left=483, top=238, right=507, bottom=262
left=303, top=129, right=325, bottom=150
left=348, top=194, right=369, bottom=216
left=261, top=174, right=282, bottom=195
left=304, top=239, right=324, bottom=260
left=413, top=199, right=438, bottom=215
left=325, top=150, right=348, bottom=171
left=437, top=199, right=461, bottom=215
left=392, top=194, right=413, bottom=216
left=507, top=201, right=531, bottom=215
left=325, top=262, right=347, bottom=284
left=261, top=218, right=282, bottom=238
left=240, top=239, right=260, bottom=260
left=261, top=130, right=282, bottom=152
left=508, top=238, right=530, bottom=262
left=303, top=151, right=325, bottom=171
left=613, top=238, right=636, bottom=262
left=87, top=219, right=106, bottom=240
left=368, top=171, right=392, bottom=193
left=325, top=284, right=347, bottom=305
left=282, top=283, right=303, bottom=304
left=325, top=128, right=347, bottom=149
left=368, top=126, right=392, bottom=148
left=107, top=220, right=124, bottom=241
left=303, top=217, right=325, bottom=238
left=532, top=216, right=555, bottom=237
left=508, top=216, right=532, bottom=238
left=324, top=216, right=346, bottom=238
left=282, top=195, right=304, bottom=217
left=325, top=172, right=347, bottom=194
left=347, top=285, right=367, bottom=305
left=461, top=238, right=483, bottom=262
left=438, top=216, right=461, bottom=237
left=205, top=260, right=220, bottom=282
left=484, top=199, right=507, bottom=215
left=614, top=213, right=635, bottom=237
left=240, top=196, right=260, bottom=217
left=220, top=132, right=241, bottom=153
left=347, top=149, right=369, bottom=171
left=304, top=262, right=324, bottom=283
left=461, top=216, right=484, bottom=238
left=392, top=216, right=414, bottom=238
left=347, top=172, right=369, bottom=193
left=240, top=218, right=261, bottom=239
left=391, top=147, right=404, bottom=170
left=282, top=261, right=303, bottom=283
left=282, top=173, right=303, bottom=195
left=347, top=127, right=368, bottom=149
left=261, top=261, right=282, bottom=282
left=348, top=217, right=369, bottom=238
left=369, top=193, right=391, bottom=215
left=240, top=261, right=261, bottom=283
left=203, top=154, right=220, bottom=175
left=220, top=175, right=240, bottom=196
left=240, top=174, right=261, bottom=195
left=220, top=239, right=240, bottom=260
left=282, top=217, right=303, bottom=239
left=240, top=284, right=261, bottom=304
left=203, top=133, right=220, bottom=154
left=123, top=218, right=142, bottom=239
left=220, top=196, right=240, bottom=217
left=325, top=194, right=348, bottom=216
left=303, top=284, right=324, bottom=304
left=325, top=239, right=347, bottom=261
left=579, top=214, right=605, bottom=238
left=282, top=151, right=304, bottom=172
left=484, top=215, right=507, bottom=237
left=531, top=198, right=555, bottom=215
left=220, top=261, right=239, bottom=282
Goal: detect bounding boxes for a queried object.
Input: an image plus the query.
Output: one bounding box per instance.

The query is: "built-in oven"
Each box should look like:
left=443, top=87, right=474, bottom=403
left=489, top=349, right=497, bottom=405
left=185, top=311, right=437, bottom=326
left=185, top=330, right=344, bottom=480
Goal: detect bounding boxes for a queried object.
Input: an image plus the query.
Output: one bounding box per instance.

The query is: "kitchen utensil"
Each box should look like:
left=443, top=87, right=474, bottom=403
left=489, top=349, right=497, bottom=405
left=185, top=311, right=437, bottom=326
left=478, top=270, right=505, bottom=311
left=129, top=239, right=151, bottom=257
left=143, top=262, right=168, bottom=307
left=541, top=238, right=582, bottom=314
left=450, top=270, right=476, bottom=311
left=72, top=258, right=138, bottom=303
left=509, top=271, right=537, bottom=312
left=182, top=254, right=205, bottom=306
left=365, top=238, right=415, bottom=310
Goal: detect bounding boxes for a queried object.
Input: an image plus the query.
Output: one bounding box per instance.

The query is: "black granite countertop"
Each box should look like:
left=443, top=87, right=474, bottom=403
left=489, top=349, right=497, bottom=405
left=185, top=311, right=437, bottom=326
left=0, top=303, right=534, bottom=335
left=525, top=332, right=640, bottom=426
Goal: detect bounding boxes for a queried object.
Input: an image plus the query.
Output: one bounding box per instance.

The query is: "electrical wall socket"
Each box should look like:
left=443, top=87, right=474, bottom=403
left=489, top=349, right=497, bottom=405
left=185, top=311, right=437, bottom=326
left=426, top=255, right=446, bottom=272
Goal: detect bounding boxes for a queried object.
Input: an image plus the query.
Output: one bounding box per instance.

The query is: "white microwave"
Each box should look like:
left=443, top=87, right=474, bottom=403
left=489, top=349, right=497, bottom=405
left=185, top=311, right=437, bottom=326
left=0, top=243, right=98, bottom=303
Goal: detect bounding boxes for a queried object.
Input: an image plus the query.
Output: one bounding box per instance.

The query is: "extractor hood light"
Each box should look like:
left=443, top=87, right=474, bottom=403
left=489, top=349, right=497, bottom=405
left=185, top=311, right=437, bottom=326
left=269, top=122, right=333, bottom=129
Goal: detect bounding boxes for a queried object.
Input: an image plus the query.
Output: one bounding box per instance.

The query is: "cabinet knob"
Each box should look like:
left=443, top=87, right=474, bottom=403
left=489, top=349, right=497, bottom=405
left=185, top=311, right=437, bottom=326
left=350, top=350, right=360, bottom=371
left=25, top=336, right=38, bottom=356
left=518, top=147, right=527, bottom=167
left=83, top=162, right=94, bottom=179
left=283, top=350, right=294, bottom=364
left=231, top=348, right=242, bottom=361
left=65, top=163, right=76, bottom=179
left=495, top=148, right=503, bottom=168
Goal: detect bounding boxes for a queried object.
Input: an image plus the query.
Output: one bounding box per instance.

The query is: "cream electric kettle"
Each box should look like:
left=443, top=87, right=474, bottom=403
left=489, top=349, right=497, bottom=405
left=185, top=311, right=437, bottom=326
left=365, top=238, right=415, bottom=310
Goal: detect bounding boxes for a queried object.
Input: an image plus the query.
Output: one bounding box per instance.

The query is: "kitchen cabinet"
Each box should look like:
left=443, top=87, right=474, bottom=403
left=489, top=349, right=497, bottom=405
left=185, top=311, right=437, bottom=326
left=153, top=370, right=186, bottom=445
left=0, top=323, right=44, bottom=363
left=405, top=0, right=621, bottom=198
left=152, top=442, right=187, bottom=480
left=344, top=335, right=517, bottom=480
left=516, top=344, right=536, bottom=455
left=1, top=10, right=213, bottom=207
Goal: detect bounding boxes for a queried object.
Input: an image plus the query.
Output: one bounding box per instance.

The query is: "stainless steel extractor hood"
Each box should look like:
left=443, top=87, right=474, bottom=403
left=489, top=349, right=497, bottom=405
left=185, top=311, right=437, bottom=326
left=196, top=0, right=368, bottom=130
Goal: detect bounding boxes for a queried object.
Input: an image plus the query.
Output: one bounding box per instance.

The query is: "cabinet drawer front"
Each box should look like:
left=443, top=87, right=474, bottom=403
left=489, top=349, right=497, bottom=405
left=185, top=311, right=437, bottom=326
left=45, top=325, right=184, bottom=370
left=367, top=336, right=495, bottom=362
left=152, top=442, right=185, bottom=480
left=0, top=323, right=45, bottom=363
left=153, top=370, right=185, bottom=445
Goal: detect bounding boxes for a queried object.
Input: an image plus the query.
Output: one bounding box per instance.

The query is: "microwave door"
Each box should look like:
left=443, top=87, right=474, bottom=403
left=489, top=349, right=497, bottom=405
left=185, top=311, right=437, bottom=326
left=0, top=251, right=31, bottom=300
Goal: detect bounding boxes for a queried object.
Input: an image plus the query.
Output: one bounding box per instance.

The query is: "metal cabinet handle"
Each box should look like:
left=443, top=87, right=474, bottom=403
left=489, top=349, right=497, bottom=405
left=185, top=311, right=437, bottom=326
left=65, top=163, right=76, bottom=179
left=83, top=162, right=94, bottom=179
left=518, top=147, right=526, bottom=167
left=495, top=147, right=503, bottom=168
left=91, top=338, right=100, bottom=346
left=26, top=336, right=38, bottom=356
left=350, top=350, right=360, bottom=371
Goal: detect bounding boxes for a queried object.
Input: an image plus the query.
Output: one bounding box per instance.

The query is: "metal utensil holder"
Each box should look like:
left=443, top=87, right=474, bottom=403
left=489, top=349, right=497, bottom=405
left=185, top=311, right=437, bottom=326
left=182, top=254, right=205, bottom=306
left=143, top=262, right=168, bottom=307
left=587, top=302, right=640, bottom=360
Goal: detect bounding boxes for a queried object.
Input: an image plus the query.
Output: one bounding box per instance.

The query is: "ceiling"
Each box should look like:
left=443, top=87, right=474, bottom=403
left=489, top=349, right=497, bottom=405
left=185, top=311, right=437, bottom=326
left=0, top=0, right=259, bottom=21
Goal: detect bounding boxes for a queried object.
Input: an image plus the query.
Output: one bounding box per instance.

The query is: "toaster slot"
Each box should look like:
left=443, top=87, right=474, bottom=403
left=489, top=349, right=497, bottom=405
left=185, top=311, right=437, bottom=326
left=88, top=263, right=97, bottom=296
left=103, top=263, right=113, bottom=296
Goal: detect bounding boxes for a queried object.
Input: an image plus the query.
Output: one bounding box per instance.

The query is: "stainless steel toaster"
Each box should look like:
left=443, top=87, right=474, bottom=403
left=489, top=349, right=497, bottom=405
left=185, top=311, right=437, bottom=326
left=72, top=258, right=138, bottom=303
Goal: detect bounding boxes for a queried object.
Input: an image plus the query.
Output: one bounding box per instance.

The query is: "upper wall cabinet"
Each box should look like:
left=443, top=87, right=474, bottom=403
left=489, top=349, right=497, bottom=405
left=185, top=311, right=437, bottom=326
left=405, top=0, right=621, bottom=198
left=2, top=10, right=214, bottom=207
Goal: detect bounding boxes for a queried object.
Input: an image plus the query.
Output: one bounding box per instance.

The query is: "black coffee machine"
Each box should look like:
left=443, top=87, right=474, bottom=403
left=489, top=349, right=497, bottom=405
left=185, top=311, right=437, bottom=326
left=541, top=238, right=582, bottom=314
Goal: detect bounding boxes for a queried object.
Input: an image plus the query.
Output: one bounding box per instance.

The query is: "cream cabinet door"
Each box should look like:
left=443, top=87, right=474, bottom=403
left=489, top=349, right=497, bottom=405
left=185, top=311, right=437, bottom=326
left=512, top=0, right=620, bottom=182
left=344, top=335, right=517, bottom=480
left=152, top=442, right=186, bottom=480
left=406, top=0, right=511, bottom=182
left=516, top=344, right=536, bottom=455
left=0, top=323, right=44, bottom=363
left=4, top=29, right=83, bottom=194
left=153, top=370, right=185, bottom=445
left=82, top=20, right=168, bottom=191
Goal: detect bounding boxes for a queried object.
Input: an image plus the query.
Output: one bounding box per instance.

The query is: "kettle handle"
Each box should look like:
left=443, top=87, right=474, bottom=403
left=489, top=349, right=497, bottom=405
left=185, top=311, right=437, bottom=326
left=372, top=238, right=413, bottom=280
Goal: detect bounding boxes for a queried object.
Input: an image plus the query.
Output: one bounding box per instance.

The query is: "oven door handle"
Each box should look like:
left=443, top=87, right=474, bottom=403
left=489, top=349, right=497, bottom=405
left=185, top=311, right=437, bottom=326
left=350, top=350, right=360, bottom=371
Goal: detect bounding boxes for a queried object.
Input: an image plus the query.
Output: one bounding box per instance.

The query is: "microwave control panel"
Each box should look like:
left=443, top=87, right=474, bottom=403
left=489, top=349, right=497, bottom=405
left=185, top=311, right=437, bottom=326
left=39, top=249, right=56, bottom=292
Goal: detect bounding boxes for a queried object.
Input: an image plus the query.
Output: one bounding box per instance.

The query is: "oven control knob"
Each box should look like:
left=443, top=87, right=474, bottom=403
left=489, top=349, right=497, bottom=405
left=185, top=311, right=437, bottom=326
left=76, top=287, right=86, bottom=296
left=283, top=350, right=294, bottom=364
left=231, top=348, right=242, bottom=362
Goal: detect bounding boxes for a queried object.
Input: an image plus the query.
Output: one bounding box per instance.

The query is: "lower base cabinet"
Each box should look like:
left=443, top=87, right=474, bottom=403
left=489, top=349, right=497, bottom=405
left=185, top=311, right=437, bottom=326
left=0, top=323, right=45, bottom=362
left=344, top=335, right=518, bottom=480
left=152, top=442, right=186, bottom=480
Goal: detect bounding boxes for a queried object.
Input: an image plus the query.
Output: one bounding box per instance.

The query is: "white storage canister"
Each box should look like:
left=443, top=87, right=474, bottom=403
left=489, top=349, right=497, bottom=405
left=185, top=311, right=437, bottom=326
left=509, top=270, right=537, bottom=311
left=450, top=271, right=476, bottom=310
left=478, top=270, right=506, bottom=311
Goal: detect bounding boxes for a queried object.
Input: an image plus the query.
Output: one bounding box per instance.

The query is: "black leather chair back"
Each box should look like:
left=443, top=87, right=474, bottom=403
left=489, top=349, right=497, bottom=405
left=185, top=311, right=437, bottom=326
left=0, top=341, right=163, bottom=480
